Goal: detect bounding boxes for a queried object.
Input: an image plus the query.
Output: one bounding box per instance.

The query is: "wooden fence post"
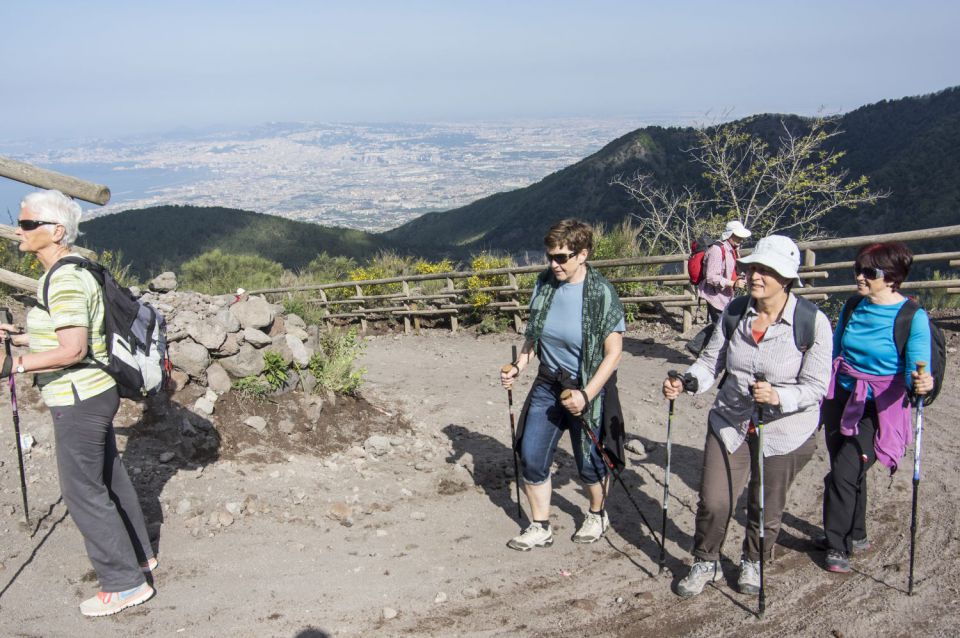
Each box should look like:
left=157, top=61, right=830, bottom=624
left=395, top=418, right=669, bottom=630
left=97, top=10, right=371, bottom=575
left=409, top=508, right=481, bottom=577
left=401, top=280, right=411, bottom=335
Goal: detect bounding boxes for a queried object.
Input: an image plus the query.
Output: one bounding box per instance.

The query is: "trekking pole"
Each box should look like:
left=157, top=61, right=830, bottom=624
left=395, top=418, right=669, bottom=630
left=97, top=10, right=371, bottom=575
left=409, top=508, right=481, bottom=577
left=560, top=389, right=661, bottom=549
left=1, top=308, right=29, bottom=527
left=501, top=345, right=522, bottom=520
left=754, top=372, right=767, bottom=618
left=658, top=370, right=681, bottom=575
left=908, top=361, right=927, bottom=596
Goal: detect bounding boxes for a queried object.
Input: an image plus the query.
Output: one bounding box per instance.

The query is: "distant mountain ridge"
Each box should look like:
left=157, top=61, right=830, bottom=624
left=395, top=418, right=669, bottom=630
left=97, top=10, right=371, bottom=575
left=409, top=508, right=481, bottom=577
left=385, top=86, right=960, bottom=254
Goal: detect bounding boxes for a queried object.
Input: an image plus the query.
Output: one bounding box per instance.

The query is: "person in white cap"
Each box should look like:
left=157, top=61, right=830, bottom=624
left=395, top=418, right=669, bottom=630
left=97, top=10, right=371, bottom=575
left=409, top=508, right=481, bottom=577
left=686, top=220, right=751, bottom=356
left=662, top=234, right=832, bottom=598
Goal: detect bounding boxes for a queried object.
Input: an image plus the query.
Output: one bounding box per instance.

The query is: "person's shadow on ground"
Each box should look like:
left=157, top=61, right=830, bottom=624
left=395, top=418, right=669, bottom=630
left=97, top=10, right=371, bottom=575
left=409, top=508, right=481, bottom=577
left=119, top=392, right=220, bottom=567
left=442, top=422, right=693, bottom=575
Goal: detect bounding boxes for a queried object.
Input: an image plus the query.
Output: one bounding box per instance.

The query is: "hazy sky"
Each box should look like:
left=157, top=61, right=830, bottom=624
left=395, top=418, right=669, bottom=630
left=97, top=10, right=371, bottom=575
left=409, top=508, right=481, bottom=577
left=2, top=0, right=958, bottom=140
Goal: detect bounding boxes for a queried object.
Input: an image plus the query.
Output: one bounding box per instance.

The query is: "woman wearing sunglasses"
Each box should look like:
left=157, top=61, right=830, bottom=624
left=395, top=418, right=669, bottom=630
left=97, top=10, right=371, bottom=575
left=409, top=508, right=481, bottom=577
left=499, top=219, right=625, bottom=550
left=0, top=190, right=155, bottom=616
left=662, top=235, right=832, bottom=598
left=820, top=242, right=933, bottom=573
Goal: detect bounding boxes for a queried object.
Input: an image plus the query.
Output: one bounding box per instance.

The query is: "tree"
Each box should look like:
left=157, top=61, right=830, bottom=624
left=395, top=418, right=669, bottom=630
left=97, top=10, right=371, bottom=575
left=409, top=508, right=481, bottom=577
left=612, top=117, right=886, bottom=255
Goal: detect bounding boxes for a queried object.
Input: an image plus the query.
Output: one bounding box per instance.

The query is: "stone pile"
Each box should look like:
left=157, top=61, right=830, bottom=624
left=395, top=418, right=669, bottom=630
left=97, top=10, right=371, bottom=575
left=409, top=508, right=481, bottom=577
left=143, top=272, right=324, bottom=409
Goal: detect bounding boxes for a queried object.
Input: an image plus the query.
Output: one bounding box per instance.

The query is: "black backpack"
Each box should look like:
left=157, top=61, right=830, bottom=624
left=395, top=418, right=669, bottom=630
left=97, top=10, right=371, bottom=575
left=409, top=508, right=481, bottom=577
left=721, top=294, right=819, bottom=352
left=39, top=256, right=172, bottom=400
left=838, top=295, right=945, bottom=405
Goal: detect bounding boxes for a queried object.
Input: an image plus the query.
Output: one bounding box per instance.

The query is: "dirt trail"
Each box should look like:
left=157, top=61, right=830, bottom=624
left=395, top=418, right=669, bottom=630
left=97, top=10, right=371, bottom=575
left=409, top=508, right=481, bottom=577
left=0, top=319, right=958, bottom=637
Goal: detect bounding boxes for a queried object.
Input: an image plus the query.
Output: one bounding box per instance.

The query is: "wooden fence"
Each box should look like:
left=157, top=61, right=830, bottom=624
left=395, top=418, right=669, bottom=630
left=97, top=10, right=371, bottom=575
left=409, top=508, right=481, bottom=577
left=250, top=225, right=960, bottom=335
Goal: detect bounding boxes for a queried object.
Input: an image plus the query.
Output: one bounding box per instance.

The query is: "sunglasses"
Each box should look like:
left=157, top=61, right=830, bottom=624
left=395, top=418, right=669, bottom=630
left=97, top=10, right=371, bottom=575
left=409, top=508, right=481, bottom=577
left=546, top=251, right=577, bottom=265
left=17, top=219, right=59, bottom=231
left=854, top=265, right=886, bottom=280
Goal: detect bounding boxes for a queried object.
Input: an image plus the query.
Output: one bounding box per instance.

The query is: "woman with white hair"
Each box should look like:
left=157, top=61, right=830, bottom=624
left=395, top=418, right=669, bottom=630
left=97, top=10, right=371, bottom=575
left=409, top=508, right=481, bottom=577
left=662, top=235, right=832, bottom=598
left=0, top=189, right=155, bottom=616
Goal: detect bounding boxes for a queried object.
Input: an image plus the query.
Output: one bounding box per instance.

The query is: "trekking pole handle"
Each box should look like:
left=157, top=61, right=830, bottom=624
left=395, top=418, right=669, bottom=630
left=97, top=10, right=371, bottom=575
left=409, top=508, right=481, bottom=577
left=667, top=370, right=681, bottom=380
left=915, top=361, right=926, bottom=376
left=559, top=388, right=587, bottom=417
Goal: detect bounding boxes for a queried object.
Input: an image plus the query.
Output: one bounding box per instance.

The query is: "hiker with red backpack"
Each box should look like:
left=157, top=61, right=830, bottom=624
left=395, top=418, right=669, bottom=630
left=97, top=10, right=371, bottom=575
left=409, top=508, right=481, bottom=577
left=0, top=190, right=156, bottom=617
left=820, top=242, right=935, bottom=573
left=686, top=220, right=751, bottom=356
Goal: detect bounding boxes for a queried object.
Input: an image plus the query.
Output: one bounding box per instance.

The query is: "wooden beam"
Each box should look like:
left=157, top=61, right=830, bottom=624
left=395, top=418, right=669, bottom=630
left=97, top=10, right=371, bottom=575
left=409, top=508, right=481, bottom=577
left=0, top=156, right=111, bottom=205
left=0, top=267, right=40, bottom=293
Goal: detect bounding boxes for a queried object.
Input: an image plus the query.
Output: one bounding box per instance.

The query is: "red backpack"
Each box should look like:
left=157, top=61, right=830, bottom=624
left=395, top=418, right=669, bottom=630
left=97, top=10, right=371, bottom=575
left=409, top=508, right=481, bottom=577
left=687, top=236, right=712, bottom=285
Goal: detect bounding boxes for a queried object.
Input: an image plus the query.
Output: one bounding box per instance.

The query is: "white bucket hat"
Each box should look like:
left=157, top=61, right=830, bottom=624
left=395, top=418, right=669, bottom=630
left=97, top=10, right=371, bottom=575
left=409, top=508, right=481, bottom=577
left=721, top=220, right=752, bottom=241
left=738, top=234, right=803, bottom=287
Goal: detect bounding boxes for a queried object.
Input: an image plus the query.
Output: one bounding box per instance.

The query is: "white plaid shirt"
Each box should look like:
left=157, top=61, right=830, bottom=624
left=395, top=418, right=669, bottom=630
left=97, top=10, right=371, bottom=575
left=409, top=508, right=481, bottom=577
left=687, top=294, right=833, bottom=456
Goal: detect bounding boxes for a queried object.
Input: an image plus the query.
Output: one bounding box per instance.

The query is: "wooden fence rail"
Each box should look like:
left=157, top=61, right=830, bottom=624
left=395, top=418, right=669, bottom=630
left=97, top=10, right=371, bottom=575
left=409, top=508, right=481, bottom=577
left=249, top=224, right=960, bottom=335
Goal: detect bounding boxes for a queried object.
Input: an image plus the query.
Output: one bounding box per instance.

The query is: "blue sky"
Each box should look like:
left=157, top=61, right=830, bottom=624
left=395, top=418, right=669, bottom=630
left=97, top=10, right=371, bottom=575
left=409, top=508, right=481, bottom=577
left=1, top=0, right=958, bottom=140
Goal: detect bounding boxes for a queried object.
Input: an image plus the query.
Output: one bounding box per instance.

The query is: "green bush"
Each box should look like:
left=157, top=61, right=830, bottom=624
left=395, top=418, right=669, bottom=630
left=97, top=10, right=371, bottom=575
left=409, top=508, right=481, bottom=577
left=262, top=351, right=289, bottom=390
left=308, top=328, right=366, bottom=394
left=180, top=249, right=284, bottom=295
left=232, top=376, right=272, bottom=401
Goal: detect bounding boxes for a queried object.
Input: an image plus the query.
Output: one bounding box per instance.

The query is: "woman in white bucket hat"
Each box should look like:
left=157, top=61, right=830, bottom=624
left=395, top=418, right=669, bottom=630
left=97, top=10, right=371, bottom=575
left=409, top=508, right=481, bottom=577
left=663, top=235, right=832, bottom=598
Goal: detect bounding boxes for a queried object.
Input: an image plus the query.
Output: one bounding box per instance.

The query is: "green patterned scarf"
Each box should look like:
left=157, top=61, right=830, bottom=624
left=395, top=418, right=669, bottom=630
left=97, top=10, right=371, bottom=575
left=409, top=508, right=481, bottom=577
left=525, top=265, right=625, bottom=442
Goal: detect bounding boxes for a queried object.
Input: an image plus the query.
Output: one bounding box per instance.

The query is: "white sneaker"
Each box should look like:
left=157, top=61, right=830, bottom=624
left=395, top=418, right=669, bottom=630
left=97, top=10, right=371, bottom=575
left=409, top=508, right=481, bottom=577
left=80, top=582, right=154, bottom=617
left=737, top=556, right=761, bottom=595
left=507, top=522, right=554, bottom=551
left=676, top=560, right=721, bottom=598
left=572, top=511, right=609, bottom=544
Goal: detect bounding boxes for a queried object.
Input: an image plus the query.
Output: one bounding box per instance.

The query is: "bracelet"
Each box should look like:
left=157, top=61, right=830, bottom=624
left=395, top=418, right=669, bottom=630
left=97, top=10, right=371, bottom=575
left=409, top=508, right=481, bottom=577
left=509, top=362, right=520, bottom=375
left=578, top=389, right=590, bottom=406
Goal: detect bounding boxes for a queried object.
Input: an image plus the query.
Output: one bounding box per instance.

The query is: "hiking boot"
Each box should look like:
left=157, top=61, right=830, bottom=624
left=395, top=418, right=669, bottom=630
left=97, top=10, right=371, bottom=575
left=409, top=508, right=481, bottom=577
left=507, top=522, right=553, bottom=551
left=572, top=511, right=609, bottom=544
left=79, top=582, right=154, bottom=617
left=676, top=560, right=721, bottom=598
left=737, top=557, right=761, bottom=595
left=825, top=550, right=851, bottom=573
left=813, top=534, right=870, bottom=554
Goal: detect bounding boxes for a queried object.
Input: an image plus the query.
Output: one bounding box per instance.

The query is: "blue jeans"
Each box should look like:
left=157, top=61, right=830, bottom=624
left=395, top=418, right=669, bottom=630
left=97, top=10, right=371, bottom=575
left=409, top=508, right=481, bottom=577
left=520, top=381, right=607, bottom=486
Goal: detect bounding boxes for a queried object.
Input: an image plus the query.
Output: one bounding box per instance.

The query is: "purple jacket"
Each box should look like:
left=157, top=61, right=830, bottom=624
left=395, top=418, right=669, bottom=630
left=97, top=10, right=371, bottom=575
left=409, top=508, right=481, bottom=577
left=825, top=357, right=912, bottom=472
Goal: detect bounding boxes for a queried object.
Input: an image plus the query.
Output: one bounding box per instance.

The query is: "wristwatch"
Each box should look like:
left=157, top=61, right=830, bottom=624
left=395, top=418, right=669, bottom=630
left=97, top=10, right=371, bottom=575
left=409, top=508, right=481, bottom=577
left=16, top=356, right=24, bottom=375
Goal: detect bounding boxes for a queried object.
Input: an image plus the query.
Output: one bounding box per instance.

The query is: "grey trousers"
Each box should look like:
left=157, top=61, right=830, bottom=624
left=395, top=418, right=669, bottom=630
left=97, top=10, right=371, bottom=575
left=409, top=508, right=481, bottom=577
left=692, top=427, right=816, bottom=563
left=51, top=386, right=152, bottom=592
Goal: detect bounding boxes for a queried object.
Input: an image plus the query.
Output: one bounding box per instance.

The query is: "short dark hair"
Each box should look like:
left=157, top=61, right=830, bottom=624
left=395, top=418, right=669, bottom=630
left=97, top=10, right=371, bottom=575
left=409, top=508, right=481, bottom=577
left=544, top=219, right=593, bottom=255
left=855, top=241, right=913, bottom=291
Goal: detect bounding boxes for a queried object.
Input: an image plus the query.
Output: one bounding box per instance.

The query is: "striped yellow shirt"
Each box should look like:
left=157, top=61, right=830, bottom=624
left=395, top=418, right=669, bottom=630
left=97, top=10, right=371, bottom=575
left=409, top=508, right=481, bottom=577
left=27, top=260, right=115, bottom=406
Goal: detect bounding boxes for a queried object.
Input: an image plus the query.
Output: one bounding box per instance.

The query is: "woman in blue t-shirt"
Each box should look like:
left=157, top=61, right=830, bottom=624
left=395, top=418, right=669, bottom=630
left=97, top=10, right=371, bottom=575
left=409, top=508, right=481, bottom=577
left=821, top=242, right=934, bottom=573
left=499, top=219, right=625, bottom=551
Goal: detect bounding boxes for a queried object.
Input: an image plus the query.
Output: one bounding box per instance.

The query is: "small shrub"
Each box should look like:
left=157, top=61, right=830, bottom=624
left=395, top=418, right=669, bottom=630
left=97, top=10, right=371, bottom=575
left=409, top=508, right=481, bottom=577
left=466, top=253, right=512, bottom=308
left=180, top=249, right=284, bottom=295
left=475, top=313, right=510, bottom=334
left=262, top=351, right=288, bottom=390
left=232, top=376, right=272, bottom=401
left=308, top=328, right=366, bottom=394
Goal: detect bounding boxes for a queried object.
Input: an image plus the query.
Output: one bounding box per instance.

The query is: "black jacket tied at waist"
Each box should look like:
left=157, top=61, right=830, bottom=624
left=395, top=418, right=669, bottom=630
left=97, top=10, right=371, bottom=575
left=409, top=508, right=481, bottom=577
left=514, top=364, right=626, bottom=470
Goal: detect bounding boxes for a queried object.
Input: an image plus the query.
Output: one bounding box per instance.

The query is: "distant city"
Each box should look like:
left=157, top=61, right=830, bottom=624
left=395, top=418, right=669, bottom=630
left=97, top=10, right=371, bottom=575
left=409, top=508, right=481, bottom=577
left=0, top=119, right=658, bottom=232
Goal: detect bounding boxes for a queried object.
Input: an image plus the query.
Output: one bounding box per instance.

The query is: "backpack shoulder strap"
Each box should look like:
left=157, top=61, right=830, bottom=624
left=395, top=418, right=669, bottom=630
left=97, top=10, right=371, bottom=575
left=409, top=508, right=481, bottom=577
left=721, top=295, right=751, bottom=342
left=792, top=295, right=819, bottom=352
left=893, top=298, right=921, bottom=357
left=38, top=256, right=95, bottom=312
left=837, top=295, right=864, bottom=339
